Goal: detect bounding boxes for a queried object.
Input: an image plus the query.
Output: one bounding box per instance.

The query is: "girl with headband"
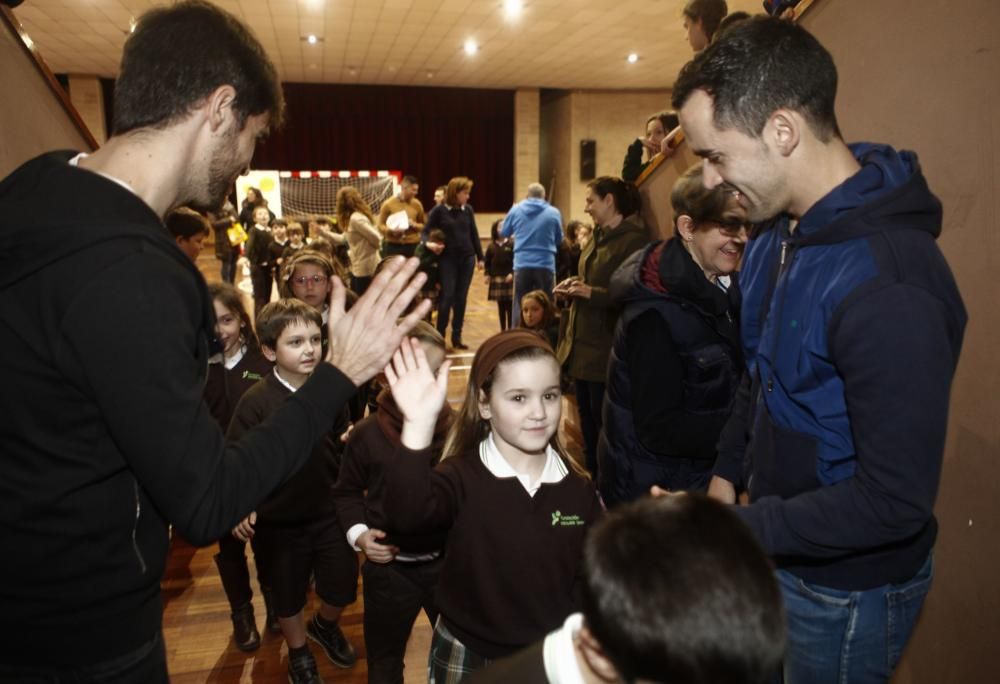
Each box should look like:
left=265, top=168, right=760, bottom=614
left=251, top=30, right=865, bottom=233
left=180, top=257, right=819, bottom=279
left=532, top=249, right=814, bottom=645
left=381, top=329, right=603, bottom=682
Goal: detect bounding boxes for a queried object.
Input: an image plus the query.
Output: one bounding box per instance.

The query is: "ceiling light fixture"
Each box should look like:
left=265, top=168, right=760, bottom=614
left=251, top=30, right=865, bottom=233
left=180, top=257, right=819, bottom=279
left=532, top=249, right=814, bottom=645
left=305, top=34, right=321, bottom=44
left=463, top=38, right=478, bottom=56
left=504, top=0, right=523, bottom=20
left=627, top=53, right=639, bottom=63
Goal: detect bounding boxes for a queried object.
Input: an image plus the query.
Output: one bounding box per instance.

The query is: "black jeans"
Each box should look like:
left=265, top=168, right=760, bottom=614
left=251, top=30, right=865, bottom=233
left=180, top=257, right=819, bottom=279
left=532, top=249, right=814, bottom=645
left=351, top=274, right=373, bottom=297
left=381, top=242, right=418, bottom=259
left=574, top=378, right=605, bottom=478
left=437, top=256, right=476, bottom=343
left=362, top=558, right=442, bottom=684
left=0, top=631, right=167, bottom=683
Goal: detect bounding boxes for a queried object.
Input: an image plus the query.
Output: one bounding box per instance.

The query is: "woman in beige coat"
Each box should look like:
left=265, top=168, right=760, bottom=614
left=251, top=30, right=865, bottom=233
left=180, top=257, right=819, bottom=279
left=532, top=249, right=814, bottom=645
left=336, top=187, right=381, bottom=295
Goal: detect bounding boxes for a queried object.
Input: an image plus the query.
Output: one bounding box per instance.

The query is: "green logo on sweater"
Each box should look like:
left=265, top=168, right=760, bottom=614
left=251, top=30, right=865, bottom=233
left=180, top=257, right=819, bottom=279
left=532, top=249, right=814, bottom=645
left=551, top=510, right=584, bottom=527
left=242, top=370, right=264, bottom=381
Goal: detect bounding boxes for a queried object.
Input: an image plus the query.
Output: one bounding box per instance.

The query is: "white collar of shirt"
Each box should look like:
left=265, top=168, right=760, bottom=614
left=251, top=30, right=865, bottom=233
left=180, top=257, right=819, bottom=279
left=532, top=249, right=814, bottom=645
left=273, top=367, right=299, bottom=393
left=444, top=203, right=468, bottom=212
left=254, top=223, right=271, bottom=232
left=68, top=153, right=137, bottom=196
left=223, top=344, right=247, bottom=370
left=543, top=612, right=587, bottom=684
left=321, top=305, right=329, bottom=325
left=717, top=274, right=732, bottom=292
left=479, top=433, right=567, bottom=496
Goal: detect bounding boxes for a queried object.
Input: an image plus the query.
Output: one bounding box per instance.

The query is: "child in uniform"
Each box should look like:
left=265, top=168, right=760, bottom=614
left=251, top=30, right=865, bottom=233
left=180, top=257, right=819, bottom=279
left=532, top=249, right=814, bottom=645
left=382, top=329, right=603, bottom=682
left=228, top=299, right=358, bottom=684
left=484, top=219, right=514, bottom=331
left=518, top=289, right=559, bottom=350
left=203, top=282, right=276, bottom=650
left=333, top=321, right=454, bottom=684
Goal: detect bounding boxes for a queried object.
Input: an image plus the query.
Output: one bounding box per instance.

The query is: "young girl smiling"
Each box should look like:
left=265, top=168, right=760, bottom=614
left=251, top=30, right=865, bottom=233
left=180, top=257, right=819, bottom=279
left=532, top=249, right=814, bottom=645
left=382, top=329, right=602, bottom=682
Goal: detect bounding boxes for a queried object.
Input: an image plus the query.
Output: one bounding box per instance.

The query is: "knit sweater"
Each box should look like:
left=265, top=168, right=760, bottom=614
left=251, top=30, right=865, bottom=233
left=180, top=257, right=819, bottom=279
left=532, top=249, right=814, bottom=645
left=383, top=443, right=603, bottom=658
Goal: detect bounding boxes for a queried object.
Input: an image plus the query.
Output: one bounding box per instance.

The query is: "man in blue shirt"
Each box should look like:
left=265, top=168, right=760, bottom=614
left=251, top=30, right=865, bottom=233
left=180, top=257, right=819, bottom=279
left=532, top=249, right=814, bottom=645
left=501, top=182, right=563, bottom=324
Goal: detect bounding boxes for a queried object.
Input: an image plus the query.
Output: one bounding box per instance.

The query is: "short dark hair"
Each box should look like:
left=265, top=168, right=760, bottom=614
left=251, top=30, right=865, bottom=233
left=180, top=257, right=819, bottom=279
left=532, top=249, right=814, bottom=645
left=586, top=176, right=640, bottom=218
left=402, top=175, right=419, bottom=186
left=165, top=207, right=210, bottom=239
left=683, top=0, right=729, bottom=41
left=255, top=298, right=322, bottom=350
left=113, top=0, right=284, bottom=135
left=672, top=16, right=841, bottom=141
left=581, top=495, right=785, bottom=683
left=715, top=10, right=751, bottom=38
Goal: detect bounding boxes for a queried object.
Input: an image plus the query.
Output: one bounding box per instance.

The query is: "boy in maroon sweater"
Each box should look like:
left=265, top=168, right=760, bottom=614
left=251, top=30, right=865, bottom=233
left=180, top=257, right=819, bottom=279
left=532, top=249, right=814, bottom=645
left=228, top=299, right=358, bottom=684
left=333, top=321, right=453, bottom=684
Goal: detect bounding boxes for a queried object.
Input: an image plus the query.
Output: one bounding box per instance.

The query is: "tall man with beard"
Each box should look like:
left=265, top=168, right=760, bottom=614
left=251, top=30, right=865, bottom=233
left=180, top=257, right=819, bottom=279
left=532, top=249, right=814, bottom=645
left=0, top=2, right=429, bottom=681
left=672, top=17, right=966, bottom=683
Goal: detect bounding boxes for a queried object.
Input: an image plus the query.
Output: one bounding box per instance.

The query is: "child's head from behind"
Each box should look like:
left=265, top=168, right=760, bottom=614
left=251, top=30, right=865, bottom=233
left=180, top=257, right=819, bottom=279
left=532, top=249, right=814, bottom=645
left=519, top=290, right=554, bottom=330
left=407, top=320, right=447, bottom=374
left=208, top=282, right=257, bottom=356
left=256, top=299, right=323, bottom=386
left=165, top=207, right=210, bottom=263
left=490, top=218, right=504, bottom=242
left=580, top=495, right=785, bottom=684
left=281, top=250, right=335, bottom=310
left=428, top=228, right=446, bottom=245
left=445, top=330, right=569, bottom=465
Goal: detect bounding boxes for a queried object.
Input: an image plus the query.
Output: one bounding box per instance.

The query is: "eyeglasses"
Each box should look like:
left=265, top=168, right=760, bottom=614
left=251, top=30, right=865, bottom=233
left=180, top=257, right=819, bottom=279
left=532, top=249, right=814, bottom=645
left=292, top=275, right=327, bottom=286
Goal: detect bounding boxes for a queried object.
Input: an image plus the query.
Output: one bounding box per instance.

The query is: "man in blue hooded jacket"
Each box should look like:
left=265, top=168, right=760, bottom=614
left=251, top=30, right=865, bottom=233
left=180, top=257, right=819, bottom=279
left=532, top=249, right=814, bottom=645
left=501, top=182, right=563, bottom=323
left=672, top=17, right=966, bottom=683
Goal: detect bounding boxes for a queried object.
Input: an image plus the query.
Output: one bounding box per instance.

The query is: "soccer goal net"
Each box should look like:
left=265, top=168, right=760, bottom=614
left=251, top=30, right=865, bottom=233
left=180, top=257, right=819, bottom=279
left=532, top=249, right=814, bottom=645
left=238, top=170, right=400, bottom=222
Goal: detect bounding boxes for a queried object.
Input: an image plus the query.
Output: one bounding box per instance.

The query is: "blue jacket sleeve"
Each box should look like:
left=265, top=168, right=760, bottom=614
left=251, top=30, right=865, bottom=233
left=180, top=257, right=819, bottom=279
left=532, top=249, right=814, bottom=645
left=734, top=283, right=959, bottom=558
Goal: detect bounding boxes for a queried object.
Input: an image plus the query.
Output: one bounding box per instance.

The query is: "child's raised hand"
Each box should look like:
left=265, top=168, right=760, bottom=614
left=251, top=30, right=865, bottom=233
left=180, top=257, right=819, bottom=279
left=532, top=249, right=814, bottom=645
left=385, top=337, right=451, bottom=450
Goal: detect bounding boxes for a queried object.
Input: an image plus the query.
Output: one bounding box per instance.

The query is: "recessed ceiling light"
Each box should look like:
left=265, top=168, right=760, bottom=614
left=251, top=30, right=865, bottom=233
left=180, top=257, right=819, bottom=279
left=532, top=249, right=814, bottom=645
left=347, top=66, right=358, bottom=76
left=304, top=34, right=322, bottom=45
left=627, top=53, right=639, bottom=63
left=504, top=0, right=523, bottom=20
left=463, top=38, right=478, bottom=56
left=426, top=71, right=435, bottom=79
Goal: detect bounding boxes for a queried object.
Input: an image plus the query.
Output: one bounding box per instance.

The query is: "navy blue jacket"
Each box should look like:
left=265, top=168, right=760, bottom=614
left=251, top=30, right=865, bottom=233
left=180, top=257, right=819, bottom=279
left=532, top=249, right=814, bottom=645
left=423, top=203, right=484, bottom=262
left=718, top=144, right=966, bottom=590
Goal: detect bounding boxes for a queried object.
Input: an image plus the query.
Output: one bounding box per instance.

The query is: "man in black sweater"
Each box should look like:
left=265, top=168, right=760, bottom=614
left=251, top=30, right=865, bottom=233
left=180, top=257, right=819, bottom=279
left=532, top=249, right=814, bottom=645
left=0, top=2, right=429, bottom=681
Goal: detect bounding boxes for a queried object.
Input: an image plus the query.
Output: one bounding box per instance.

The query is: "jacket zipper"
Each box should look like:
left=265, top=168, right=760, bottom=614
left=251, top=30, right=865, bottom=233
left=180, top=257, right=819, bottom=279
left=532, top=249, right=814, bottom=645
left=766, top=240, right=794, bottom=393
left=132, top=479, right=148, bottom=574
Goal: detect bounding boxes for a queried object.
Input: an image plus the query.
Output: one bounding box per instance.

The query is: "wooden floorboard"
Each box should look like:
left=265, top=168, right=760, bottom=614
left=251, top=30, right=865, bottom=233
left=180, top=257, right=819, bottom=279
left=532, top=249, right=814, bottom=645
left=163, top=252, right=585, bottom=681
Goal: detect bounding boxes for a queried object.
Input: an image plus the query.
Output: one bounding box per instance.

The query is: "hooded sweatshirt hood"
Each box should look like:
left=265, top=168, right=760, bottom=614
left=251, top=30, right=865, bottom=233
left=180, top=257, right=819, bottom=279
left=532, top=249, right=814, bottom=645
left=795, top=143, right=941, bottom=245
left=0, top=151, right=198, bottom=290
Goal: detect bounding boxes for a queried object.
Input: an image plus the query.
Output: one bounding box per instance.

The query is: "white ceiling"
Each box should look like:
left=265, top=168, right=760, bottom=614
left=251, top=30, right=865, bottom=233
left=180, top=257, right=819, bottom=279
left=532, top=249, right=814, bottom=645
left=11, top=0, right=762, bottom=89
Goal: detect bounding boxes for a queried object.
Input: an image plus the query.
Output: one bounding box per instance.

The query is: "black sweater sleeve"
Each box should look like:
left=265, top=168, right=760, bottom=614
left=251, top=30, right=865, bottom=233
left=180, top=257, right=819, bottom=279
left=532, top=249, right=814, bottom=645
left=469, top=206, right=484, bottom=261
left=63, top=253, right=357, bottom=545
left=628, top=312, right=729, bottom=459
left=621, top=138, right=646, bottom=182
left=713, top=371, right=751, bottom=488
left=332, top=421, right=374, bottom=533
left=382, top=444, right=461, bottom=533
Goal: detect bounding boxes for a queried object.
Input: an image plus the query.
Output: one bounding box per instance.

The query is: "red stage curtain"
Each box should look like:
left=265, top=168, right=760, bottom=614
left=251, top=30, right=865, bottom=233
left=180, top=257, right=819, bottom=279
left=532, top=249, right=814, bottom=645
left=253, top=83, right=515, bottom=212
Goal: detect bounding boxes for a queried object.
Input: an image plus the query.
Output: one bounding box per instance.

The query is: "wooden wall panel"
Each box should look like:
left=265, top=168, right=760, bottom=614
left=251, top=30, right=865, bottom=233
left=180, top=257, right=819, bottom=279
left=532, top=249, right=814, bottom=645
left=799, top=1, right=1000, bottom=680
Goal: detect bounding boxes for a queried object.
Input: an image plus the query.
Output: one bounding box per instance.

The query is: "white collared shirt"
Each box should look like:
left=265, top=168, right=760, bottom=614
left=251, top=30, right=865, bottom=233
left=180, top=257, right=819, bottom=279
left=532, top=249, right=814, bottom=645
left=543, top=612, right=587, bottom=684
left=479, top=432, right=567, bottom=497
left=208, top=344, right=247, bottom=369
left=272, top=367, right=299, bottom=393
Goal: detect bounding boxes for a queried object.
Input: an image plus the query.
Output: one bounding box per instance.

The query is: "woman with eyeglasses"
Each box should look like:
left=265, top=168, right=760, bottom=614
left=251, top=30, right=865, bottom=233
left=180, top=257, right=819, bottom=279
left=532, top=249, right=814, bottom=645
left=596, top=163, right=748, bottom=507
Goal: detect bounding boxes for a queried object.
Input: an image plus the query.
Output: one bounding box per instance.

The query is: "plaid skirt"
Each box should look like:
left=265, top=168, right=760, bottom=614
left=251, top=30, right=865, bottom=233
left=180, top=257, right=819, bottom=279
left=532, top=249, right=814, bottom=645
left=428, top=619, right=492, bottom=684
left=487, top=276, right=513, bottom=302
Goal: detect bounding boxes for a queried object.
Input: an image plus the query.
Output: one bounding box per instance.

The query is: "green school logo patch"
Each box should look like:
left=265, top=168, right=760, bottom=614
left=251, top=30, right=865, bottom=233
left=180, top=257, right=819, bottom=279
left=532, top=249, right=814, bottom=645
left=242, top=371, right=264, bottom=381
left=551, top=510, right=585, bottom=527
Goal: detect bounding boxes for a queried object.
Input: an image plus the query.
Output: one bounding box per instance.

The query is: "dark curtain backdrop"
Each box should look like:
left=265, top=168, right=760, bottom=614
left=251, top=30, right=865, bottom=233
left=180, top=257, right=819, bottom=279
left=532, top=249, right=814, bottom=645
left=253, top=83, right=514, bottom=212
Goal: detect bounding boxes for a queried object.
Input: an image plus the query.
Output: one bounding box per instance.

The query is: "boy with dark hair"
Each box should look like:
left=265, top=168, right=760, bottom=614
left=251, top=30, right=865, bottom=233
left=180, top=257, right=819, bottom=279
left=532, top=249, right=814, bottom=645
left=229, top=299, right=359, bottom=684
left=0, top=0, right=430, bottom=676
left=672, top=16, right=966, bottom=682
left=470, top=494, right=785, bottom=684
left=165, top=206, right=210, bottom=263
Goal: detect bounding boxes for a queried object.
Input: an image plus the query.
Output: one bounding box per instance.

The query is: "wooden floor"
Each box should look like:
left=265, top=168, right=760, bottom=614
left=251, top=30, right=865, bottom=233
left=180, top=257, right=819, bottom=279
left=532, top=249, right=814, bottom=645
left=162, top=252, right=585, bottom=682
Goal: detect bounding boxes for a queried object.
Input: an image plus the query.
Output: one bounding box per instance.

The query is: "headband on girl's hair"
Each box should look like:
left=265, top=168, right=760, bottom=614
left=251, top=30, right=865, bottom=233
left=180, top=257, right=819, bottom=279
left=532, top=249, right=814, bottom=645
left=470, top=329, right=554, bottom=389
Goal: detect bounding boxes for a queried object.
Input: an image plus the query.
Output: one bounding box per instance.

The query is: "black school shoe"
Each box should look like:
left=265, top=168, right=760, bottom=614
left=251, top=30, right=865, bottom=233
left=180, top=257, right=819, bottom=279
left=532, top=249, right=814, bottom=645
left=230, top=602, right=261, bottom=652
left=452, top=340, right=469, bottom=350
left=305, top=614, right=357, bottom=668
left=287, top=648, right=324, bottom=684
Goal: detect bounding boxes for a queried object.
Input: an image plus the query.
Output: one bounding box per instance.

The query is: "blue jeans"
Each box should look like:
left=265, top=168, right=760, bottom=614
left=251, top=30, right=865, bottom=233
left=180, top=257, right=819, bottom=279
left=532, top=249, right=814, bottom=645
left=778, top=552, right=933, bottom=684
left=512, top=268, right=555, bottom=325
left=437, top=256, right=476, bottom=343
